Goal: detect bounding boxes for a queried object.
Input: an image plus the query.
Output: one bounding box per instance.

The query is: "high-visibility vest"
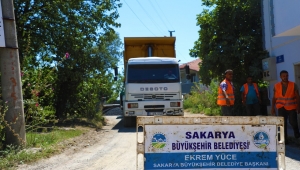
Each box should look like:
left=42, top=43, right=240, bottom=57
left=217, top=79, right=235, bottom=106
left=274, top=82, right=297, bottom=110
left=242, top=83, right=259, bottom=101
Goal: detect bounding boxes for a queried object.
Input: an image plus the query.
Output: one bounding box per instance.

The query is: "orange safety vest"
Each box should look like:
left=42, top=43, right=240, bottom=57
left=274, top=82, right=297, bottom=110
left=217, top=79, right=235, bottom=106
left=242, top=83, right=259, bottom=101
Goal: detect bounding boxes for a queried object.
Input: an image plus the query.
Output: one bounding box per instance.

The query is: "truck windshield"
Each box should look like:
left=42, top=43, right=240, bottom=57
left=127, top=64, right=180, bottom=83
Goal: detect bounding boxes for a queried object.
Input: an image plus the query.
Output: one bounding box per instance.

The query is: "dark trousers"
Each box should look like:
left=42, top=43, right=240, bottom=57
left=278, top=107, right=300, bottom=141
left=245, top=103, right=260, bottom=116
left=221, top=106, right=234, bottom=116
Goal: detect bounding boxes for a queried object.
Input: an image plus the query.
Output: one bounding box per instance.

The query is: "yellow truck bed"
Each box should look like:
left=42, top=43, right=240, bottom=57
left=123, top=37, right=176, bottom=64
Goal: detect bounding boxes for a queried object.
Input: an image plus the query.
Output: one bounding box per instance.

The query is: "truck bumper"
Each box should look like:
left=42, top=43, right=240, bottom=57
left=123, top=100, right=183, bottom=116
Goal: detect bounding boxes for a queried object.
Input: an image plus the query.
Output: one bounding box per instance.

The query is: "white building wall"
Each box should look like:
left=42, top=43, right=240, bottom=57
left=273, top=40, right=300, bottom=79
left=273, top=0, right=300, bottom=34
left=262, top=0, right=300, bottom=115
left=268, top=39, right=300, bottom=89
left=262, top=0, right=272, bottom=51
left=262, top=0, right=300, bottom=53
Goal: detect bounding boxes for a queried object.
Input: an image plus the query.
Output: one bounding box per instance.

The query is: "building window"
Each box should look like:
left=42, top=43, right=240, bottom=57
left=191, top=73, right=196, bottom=82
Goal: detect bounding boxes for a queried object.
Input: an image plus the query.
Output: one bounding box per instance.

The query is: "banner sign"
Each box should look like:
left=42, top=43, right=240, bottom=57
left=144, top=125, right=277, bottom=169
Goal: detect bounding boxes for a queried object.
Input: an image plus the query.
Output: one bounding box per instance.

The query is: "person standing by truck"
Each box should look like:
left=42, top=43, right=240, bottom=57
left=271, top=70, right=300, bottom=144
left=240, top=75, right=261, bottom=116
left=217, top=69, right=235, bottom=116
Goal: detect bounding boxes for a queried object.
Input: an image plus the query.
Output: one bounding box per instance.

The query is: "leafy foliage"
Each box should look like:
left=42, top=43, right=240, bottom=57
left=54, top=32, right=123, bottom=119
left=0, top=129, right=84, bottom=169
left=189, top=0, right=269, bottom=115
left=14, top=0, right=124, bottom=119
left=190, top=0, right=268, bottom=86
left=0, top=101, right=7, bottom=150
left=2, top=0, right=123, bottom=155
left=15, top=0, right=122, bottom=64
left=183, top=81, right=221, bottom=116
left=21, top=56, right=60, bottom=132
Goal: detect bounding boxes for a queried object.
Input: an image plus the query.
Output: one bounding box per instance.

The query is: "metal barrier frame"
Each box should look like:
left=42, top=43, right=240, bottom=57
left=136, top=116, right=285, bottom=170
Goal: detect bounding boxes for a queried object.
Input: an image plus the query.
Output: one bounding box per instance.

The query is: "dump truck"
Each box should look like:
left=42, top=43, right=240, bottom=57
left=121, top=37, right=184, bottom=127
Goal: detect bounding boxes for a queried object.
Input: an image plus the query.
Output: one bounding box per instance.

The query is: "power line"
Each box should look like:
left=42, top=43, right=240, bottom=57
left=123, top=0, right=156, bottom=36
left=149, top=0, right=170, bottom=31
left=135, top=0, right=165, bottom=35
left=177, top=50, right=185, bottom=61
left=154, top=0, right=175, bottom=30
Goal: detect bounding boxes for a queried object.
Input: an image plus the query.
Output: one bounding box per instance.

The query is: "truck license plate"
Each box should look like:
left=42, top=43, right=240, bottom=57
left=148, top=112, right=163, bottom=116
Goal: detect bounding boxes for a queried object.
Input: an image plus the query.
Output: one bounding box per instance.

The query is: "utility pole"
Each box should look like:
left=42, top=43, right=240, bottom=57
left=168, top=30, right=175, bottom=37
left=0, top=0, right=26, bottom=146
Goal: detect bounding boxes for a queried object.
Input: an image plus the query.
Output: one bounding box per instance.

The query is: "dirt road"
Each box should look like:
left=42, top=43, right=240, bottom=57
left=18, top=114, right=137, bottom=170
left=17, top=108, right=300, bottom=170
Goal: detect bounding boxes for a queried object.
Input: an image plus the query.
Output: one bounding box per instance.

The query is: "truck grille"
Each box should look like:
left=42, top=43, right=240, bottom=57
left=130, top=94, right=176, bottom=100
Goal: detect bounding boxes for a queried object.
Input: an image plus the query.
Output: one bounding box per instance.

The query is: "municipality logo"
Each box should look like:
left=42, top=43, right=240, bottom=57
left=151, top=132, right=167, bottom=149
left=253, top=131, right=270, bottom=148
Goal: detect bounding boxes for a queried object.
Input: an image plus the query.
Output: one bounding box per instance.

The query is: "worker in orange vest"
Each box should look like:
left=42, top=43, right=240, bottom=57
left=271, top=70, right=300, bottom=144
left=240, top=76, right=261, bottom=116
left=217, top=69, right=235, bottom=116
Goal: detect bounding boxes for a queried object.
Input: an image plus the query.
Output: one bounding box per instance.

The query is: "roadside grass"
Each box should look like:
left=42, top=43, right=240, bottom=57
left=0, top=127, right=86, bottom=169
left=183, top=81, right=221, bottom=116
left=0, top=110, right=105, bottom=170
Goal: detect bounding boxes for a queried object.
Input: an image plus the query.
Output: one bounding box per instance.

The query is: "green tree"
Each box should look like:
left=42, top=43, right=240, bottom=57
left=14, top=0, right=123, bottom=119
left=15, top=0, right=122, bottom=65
left=190, top=0, right=268, bottom=86
left=56, top=32, right=123, bottom=119
left=190, top=0, right=268, bottom=115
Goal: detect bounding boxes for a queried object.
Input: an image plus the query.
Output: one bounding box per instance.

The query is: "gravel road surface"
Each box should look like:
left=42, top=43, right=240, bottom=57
left=17, top=108, right=300, bottom=170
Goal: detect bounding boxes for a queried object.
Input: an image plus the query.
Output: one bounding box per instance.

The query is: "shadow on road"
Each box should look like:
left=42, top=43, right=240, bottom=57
left=111, top=116, right=143, bottom=133
left=286, top=145, right=300, bottom=161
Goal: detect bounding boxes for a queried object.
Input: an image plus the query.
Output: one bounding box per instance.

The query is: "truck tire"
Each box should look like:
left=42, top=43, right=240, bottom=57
left=123, top=116, right=136, bottom=127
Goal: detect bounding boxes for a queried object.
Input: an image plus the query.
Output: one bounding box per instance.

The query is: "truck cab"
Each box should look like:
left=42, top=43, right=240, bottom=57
left=122, top=37, right=184, bottom=126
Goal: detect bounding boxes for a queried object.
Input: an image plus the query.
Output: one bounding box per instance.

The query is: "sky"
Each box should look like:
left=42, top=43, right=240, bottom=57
left=115, top=0, right=205, bottom=68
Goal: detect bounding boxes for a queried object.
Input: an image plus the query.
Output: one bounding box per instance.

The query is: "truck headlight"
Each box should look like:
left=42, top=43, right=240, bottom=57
left=170, top=102, right=180, bottom=107
left=128, top=103, right=138, bottom=108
